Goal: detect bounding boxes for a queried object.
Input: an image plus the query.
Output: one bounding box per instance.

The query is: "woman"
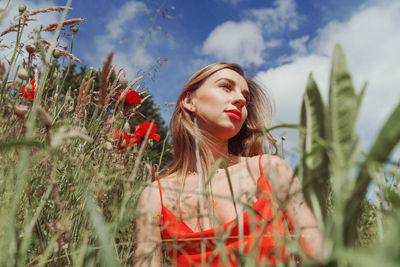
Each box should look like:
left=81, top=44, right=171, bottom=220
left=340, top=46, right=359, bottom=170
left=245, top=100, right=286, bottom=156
left=134, top=63, right=323, bottom=266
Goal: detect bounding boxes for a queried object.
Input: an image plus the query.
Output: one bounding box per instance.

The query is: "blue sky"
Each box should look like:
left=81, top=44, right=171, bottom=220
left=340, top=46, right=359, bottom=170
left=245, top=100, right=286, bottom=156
left=2, top=0, right=400, bottom=165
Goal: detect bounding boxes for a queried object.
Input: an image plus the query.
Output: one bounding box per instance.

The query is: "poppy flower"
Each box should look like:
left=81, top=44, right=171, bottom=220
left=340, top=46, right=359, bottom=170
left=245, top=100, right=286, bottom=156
left=110, top=129, right=137, bottom=151
left=133, top=121, right=160, bottom=142
left=20, top=79, right=36, bottom=101
left=118, top=90, right=141, bottom=106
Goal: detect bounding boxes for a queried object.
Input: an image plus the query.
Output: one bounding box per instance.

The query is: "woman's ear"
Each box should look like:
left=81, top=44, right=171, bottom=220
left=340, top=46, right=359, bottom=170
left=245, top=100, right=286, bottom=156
left=182, top=92, right=196, bottom=112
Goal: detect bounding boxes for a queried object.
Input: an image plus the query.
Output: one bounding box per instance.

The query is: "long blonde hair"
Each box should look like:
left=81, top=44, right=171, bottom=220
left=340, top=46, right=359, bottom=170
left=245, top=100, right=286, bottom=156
left=163, top=63, right=277, bottom=228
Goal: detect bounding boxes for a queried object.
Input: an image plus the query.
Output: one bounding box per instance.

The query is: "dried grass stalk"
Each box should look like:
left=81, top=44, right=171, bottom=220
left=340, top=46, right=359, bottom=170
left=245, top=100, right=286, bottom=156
left=64, top=88, right=70, bottom=107
left=58, top=49, right=81, bottom=63
left=76, top=78, right=86, bottom=114
left=1, top=23, right=27, bottom=37
left=98, top=52, right=114, bottom=108
left=44, top=18, right=85, bottom=32
left=0, top=62, right=5, bottom=80
left=29, top=6, right=72, bottom=16
left=104, top=83, right=122, bottom=109
left=78, top=77, right=93, bottom=119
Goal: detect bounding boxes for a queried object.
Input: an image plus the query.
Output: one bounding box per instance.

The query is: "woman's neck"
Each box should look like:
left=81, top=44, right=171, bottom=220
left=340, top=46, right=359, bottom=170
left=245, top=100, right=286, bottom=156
left=206, top=140, right=233, bottom=165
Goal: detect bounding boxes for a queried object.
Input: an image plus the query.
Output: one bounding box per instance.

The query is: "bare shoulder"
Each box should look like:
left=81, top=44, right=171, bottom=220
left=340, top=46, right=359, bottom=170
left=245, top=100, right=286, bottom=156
left=136, top=179, right=164, bottom=218
left=239, top=154, right=290, bottom=174
left=260, top=154, right=294, bottom=176
left=260, top=154, right=302, bottom=199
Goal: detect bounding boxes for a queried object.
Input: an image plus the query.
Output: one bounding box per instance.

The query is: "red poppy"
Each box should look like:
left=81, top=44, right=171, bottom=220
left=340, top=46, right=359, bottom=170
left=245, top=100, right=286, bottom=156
left=110, top=129, right=138, bottom=151
left=118, top=90, right=141, bottom=106
left=133, top=121, right=160, bottom=142
left=20, top=79, right=36, bottom=101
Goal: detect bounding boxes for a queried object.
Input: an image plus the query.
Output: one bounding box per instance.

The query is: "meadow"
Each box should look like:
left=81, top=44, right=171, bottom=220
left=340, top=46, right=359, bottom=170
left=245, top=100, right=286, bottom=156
left=0, top=2, right=399, bottom=266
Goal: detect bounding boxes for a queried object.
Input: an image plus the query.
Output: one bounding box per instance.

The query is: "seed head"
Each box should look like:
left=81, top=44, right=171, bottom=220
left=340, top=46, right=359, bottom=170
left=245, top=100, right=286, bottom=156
left=18, top=4, right=27, bottom=14
left=63, top=44, right=68, bottom=50
left=53, top=49, right=60, bottom=59
left=120, top=78, right=128, bottom=88
left=123, top=121, right=131, bottom=133
left=72, top=26, right=79, bottom=34
left=17, top=67, right=29, bottom=80
left=104, top=142, right=113, bottom=150
left=25, top=43, right=36, bottom=54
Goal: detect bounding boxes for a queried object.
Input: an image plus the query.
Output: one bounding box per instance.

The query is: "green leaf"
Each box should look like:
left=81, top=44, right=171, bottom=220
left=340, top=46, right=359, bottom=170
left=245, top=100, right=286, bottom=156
left=86, top=196, right=120, bottom=266
left=328, top=44, right=363, bottom=166
left=299, top=73, right=330, bottom=219
left=344, top=100, right=400, bottom=245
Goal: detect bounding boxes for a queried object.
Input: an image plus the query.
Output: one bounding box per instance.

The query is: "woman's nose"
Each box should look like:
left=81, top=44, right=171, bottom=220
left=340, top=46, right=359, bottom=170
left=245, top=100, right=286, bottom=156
left=232, top=92, right=246, bottom=108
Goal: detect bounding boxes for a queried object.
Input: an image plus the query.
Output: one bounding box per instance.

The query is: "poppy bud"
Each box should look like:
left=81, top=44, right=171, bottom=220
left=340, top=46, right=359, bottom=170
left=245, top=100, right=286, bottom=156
left=14, top=104, right=29, bottom=120
left=18, top=4, right=26, bottom=13
left=72, top=26, right=79, bottom=34
left=37, top=106, right=53, bottom=128
left=120, top=78, right=128, bottom=88
left=25, top=43, right=36, bottom=54
left=123, top=121, right=130, bottom=133
left=17, top=67, right=29, bottom=80
left=53, top=49, right=60, bottom=59
left=104, top=142, right=113, bottom=151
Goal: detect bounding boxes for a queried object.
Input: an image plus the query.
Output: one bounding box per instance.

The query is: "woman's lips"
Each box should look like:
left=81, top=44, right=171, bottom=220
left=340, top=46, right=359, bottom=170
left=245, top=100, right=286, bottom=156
left=225, top=109, right=241, bottom=121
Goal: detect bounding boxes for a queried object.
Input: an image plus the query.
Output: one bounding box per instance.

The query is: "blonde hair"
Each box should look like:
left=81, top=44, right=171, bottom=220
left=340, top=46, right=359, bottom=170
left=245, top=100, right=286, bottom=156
left=163, top=62, right=277, bottom=228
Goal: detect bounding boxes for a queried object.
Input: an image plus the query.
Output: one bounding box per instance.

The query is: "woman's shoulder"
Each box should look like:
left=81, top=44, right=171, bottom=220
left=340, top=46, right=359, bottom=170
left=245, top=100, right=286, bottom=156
left=240, top=153, right=287, bottom=171
left=259, top=154, right=294, bottom=175
left=136, top=178, right=170, bottom=217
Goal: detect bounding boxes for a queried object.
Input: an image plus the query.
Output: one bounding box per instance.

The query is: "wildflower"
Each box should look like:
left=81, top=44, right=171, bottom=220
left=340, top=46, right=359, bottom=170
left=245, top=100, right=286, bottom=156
left=109, top=129, right=139, bottom=151
left=20, top=79, right=36, bottom=101
left=118, top=90, right=141, bottom=106
left=133, top=121, right=160, bottom=142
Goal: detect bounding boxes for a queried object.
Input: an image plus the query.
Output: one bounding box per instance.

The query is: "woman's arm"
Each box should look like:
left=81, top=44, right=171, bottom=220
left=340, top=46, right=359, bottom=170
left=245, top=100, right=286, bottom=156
left=265, top=156, right=325, bottom=263
left=134, top=185, right=163, bottom=267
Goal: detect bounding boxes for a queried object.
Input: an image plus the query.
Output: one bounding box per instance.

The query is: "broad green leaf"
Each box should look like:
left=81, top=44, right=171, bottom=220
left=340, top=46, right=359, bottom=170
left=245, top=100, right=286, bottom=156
left=344, top=100, right=400, bottom=245
left=328, top=44, right=364, bottom=167
left=299, top=73, right=330, bottom=219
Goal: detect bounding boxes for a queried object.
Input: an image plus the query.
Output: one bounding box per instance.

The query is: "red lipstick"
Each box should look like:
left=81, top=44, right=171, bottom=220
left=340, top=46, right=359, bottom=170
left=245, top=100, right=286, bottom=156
left=225, top=109, right=241, bottom=121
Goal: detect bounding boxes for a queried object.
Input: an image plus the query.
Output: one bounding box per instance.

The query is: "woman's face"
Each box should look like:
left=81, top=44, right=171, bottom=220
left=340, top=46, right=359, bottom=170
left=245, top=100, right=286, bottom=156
left=184, top=68, right=250, bottom=141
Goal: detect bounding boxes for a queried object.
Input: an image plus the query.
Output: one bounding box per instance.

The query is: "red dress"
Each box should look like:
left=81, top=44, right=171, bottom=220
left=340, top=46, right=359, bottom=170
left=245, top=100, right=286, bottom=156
left=157, top=154, right=292, bottom=266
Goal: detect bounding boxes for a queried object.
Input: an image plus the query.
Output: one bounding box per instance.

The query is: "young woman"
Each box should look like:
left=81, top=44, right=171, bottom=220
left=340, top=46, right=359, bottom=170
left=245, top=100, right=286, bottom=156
left=134, top=63, right=323, bottom=266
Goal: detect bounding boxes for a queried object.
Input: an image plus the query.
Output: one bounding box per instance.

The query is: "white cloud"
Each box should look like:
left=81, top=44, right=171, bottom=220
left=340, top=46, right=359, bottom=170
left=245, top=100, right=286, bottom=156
left=219, top=0, right=243, bottom=6
left=200, top=0, right=301, bottom=66
left=201, top=20, right=265, bottom=66
left=105, top=1, right=146, bottom=40
left=0, top=0, right=64, bottom=63
left=255, top=1, right=400, bottom=153
left=289, top=35, right=309, bottom=54
left=247, top=0, right=302, bottom=33
left=89, top=1, right=153, bottom=78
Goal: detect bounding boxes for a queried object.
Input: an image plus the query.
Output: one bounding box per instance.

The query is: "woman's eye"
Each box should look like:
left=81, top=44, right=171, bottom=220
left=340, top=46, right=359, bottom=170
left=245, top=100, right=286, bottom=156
left=220, top=84, right=231, bottom=91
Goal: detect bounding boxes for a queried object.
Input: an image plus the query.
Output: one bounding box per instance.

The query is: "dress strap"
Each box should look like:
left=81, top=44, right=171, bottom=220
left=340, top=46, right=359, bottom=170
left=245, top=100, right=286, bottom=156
left=156, top=179, right=164, bottom=207
left=258, top=154, right=264, bottom=178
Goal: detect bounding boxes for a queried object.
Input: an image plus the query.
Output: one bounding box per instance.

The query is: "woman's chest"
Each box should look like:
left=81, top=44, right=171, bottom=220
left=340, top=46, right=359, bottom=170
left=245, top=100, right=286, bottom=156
left=165, top=174, right=261, bottom=230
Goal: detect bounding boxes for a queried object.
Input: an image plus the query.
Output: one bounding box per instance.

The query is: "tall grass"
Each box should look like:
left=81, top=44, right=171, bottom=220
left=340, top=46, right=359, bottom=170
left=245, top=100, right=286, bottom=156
left=0, top=2, right=399, bottom=267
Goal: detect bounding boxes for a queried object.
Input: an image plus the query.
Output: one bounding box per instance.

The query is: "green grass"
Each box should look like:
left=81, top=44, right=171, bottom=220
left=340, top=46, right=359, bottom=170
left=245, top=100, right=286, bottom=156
left=0, top=3, right=399, bottom=267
